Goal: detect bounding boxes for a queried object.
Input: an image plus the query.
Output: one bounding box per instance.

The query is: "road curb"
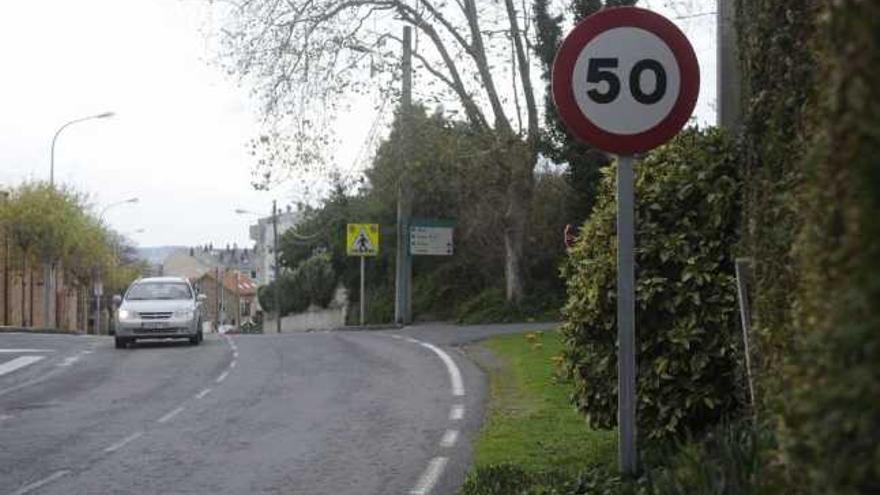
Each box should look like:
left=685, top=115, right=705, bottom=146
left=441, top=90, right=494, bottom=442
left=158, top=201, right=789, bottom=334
left=324, top=324, right=405, bottom=332
left=0, top=326, right=88, bottom=336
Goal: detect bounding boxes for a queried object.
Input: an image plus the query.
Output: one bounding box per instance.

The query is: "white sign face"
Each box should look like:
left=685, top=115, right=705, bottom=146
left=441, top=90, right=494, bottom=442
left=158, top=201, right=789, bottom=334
left=410, top=226, right=453, bottom=256
left=572, top=27, right=681, bottom=135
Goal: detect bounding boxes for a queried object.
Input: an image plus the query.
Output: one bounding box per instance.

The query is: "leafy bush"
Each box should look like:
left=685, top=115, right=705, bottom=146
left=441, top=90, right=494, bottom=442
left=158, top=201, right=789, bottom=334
left=258, top=250, right=337, bottom=316
left=560, top=128, right=744, bottom=444
left=459, top=464, right=620, bottom=495
left=294, top=250, right=337, bottom=308
left=638, top=421, right=773, bottom=495
left=456, top=288, right=562, bottom=325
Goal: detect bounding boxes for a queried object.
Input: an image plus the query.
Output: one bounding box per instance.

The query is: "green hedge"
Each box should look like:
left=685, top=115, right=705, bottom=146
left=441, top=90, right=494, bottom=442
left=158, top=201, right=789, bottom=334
left=258, top=250, right=337, bottom=316
left=560, top=128, right=744, bottom=444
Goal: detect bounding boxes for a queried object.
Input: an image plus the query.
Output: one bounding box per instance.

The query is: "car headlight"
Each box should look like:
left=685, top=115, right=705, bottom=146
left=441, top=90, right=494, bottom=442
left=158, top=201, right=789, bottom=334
left=119, top=309, right=136, bottom=320
left=174, top=309, right=194, bottom=319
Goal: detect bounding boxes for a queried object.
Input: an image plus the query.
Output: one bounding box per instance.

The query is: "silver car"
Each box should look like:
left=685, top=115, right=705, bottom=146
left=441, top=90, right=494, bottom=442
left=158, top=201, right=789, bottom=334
left=114, top=277, right=206, bottom=349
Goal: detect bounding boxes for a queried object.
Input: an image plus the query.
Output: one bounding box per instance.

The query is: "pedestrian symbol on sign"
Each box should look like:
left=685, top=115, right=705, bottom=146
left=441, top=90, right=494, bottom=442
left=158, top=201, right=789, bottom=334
left=354, top=229, right=373, bottom=254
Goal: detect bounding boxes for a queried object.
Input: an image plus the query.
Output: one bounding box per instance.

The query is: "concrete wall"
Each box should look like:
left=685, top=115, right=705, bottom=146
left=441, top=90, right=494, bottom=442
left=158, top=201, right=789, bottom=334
left=262, top=286, right=348, bottom=332
left=263, top=305, right=347, bottom=333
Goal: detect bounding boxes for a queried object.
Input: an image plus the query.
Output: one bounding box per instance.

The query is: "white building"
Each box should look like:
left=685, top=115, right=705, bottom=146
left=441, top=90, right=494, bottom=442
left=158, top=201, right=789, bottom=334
left=248, top=206, right=301, bottom=285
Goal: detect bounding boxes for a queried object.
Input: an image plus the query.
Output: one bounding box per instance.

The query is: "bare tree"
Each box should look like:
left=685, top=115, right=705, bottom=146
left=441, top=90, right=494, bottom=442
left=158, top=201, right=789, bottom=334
left=216, top=0, right=541, bottom=302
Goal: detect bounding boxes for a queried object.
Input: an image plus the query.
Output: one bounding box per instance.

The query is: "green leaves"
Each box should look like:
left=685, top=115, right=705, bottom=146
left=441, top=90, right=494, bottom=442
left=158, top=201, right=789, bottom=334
left=560, top=128, right=745, bottom=445
left=0, top=182, right=114, bottom=279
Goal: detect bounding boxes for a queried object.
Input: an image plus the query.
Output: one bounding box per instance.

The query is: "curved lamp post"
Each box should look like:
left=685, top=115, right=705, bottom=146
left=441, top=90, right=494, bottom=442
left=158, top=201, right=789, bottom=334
left=99, top=197, right=139, bottom=222
left=50, top=111, right=115, bottom=186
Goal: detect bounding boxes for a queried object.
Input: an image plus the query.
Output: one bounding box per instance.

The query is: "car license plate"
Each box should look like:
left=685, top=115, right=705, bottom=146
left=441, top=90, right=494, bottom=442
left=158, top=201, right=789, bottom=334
left=142, top=322, right=168, bottom=330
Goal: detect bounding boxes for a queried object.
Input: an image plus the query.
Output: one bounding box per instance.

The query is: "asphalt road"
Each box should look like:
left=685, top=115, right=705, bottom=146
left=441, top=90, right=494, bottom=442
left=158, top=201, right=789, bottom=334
left=0, top=322, right=555, bottom=495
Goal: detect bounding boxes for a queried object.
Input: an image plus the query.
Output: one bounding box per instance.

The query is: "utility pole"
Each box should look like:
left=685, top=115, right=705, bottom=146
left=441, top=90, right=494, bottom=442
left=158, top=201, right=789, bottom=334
left=717, top=0, right=742, bottom=129
left=272, top=200, right=281, bottom=333
left=235, top=270, right=241, bottom=331
left=394, top=26, right=413, bottom=325
left=215, top=266, right=221, bottom=332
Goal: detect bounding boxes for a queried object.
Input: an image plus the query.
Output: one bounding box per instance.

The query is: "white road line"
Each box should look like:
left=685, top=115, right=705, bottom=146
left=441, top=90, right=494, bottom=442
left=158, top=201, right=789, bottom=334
left=440, top=429, right=459, bottom=448
left=0, top=356, right=44, bottom=377
left=0, top=413, right=13, bottom=422
left=216, top=371, right=229, bottom=383
left=418, top=342, right=465, bottom=396
left=410, top=457, right=448, bottom=495
left=11, top=470, right=71, bottom=495
left=104, top=431, right=143, bottom=453
left=449, top=404, right=465, bottom=421
left=389, top=334, right=404, bottom=340
left=0, top=349, right=54, bottom=353
left=157, top=406, right=185, bottom=424
left=195, top=388, right=212, bottom=400
left=233, top=351, right=239, bottom=359
left=229, top=360, right=237, bottom=369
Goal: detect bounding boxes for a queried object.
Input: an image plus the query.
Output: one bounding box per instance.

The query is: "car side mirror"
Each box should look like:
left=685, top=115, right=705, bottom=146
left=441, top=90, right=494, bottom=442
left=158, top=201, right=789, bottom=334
left=112, top=294, right=122, bottom=305
left=197, top=294, right=207, bottom=303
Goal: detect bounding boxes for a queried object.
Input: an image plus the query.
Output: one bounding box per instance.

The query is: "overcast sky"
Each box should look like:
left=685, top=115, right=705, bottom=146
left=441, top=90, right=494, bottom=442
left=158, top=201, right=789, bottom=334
left=0, top=0, right=715, bottom=250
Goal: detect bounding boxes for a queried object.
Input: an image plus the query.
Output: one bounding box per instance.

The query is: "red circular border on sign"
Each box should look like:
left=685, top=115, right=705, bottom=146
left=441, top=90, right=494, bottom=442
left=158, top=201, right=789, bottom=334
left=552, top=7, right=700, bottom=155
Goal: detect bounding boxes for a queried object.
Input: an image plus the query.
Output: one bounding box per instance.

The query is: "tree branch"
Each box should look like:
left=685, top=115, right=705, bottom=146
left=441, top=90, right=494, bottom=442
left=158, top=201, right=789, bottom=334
left=503, top=0, right=538, bottom=143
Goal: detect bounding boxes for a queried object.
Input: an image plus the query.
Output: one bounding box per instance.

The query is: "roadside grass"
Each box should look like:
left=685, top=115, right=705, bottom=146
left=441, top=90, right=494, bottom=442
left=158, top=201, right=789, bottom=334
left=470, top=330, right=616, bottom=474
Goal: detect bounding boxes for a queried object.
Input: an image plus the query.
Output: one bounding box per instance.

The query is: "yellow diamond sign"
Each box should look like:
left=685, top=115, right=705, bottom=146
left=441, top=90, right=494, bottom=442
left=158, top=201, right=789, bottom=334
left=347, top=223, right=379, bottom=256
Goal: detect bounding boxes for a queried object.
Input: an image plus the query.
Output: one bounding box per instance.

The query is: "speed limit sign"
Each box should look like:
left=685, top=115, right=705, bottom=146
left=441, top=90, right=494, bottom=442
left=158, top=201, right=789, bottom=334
left=552, top=7, right=699, bottom=154
left=552, top=7, right=700, bottom=477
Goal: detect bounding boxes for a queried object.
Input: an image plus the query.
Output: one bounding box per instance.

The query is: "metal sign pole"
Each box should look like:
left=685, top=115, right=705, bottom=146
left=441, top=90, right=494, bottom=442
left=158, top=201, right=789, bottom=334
left=617, top=154, right=637, bottom=475
left=360, top=256, right=366, bottom=326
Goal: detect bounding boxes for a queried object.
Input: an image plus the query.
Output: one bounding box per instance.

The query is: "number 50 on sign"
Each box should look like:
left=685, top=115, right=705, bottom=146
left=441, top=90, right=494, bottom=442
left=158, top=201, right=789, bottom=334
left=552, top=7, right=699, bottom=154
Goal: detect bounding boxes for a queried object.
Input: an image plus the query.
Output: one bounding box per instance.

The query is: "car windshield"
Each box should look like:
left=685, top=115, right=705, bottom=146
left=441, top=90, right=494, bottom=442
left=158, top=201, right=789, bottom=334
left=126, top=282, right=192, bottom=301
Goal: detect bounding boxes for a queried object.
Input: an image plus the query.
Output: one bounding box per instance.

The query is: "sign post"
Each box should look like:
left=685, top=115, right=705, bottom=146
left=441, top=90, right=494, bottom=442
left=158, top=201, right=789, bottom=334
left=347, top=224, right=380, bottom=326
left=552, top=6, right=699, bottom=475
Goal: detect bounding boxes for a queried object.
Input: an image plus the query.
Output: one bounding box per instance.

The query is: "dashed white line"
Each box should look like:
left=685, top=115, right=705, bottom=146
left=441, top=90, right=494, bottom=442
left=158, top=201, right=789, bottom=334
left=11, top=470, right=71, bottom=495
left=0, top=413, right=13, bottom=422
left=157, top=406, right=185, bottom=424
left=0, top=349, right=53, bottom=353
left=449, top=404, right=465, bottom=421
left=233, top=351, right=239, bottom=359
left=410, top=457, right=448, bottom=495
left=440, top=429, right=459, bottom=448
left=216, top=371, right=229, bottom=383
left=103, top=431, right=143, bottom=453
left=195, top=388, right=212, bottom=400
left=418, top=342, right=465, bottom=396
left=229, top=360, right=237, bottom=369
left=0, top=356, right=44, bottom=377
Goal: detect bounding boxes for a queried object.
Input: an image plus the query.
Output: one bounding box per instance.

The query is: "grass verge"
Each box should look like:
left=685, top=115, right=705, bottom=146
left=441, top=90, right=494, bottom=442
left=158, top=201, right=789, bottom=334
left=469, top=330, right=615, bottom=473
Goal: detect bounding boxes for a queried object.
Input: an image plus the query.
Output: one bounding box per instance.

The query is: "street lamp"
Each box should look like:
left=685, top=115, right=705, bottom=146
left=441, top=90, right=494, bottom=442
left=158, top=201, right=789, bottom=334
left=50, top=111, right=115, bottom=186
left=99, top=197, right=139, bottom=222
left=235, top=203, right=281, bottom=334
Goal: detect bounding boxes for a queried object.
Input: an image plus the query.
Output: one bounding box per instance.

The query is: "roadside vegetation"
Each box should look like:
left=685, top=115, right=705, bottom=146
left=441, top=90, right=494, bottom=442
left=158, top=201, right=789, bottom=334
left=466, top=1, right=878, bottom=494
left=469, top=331, right=615, bottom=473
left=0, top=182, right=146, bottom=329
left=259, top=107, right=575, bottom=324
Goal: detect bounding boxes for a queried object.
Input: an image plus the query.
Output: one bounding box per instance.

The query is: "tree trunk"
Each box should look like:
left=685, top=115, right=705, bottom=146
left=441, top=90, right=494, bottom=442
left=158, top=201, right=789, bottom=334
left=501, top=140, right=536, bottom=304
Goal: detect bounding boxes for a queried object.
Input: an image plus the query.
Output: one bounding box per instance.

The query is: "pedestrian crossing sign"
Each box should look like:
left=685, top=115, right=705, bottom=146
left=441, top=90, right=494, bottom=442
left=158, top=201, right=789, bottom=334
left=347, top=223, right=380, bottom=256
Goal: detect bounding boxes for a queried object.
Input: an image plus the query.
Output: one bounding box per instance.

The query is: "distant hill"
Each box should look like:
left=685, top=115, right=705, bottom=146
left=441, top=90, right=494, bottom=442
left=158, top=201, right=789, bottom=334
left=135, top=246, right=187, bottom=265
